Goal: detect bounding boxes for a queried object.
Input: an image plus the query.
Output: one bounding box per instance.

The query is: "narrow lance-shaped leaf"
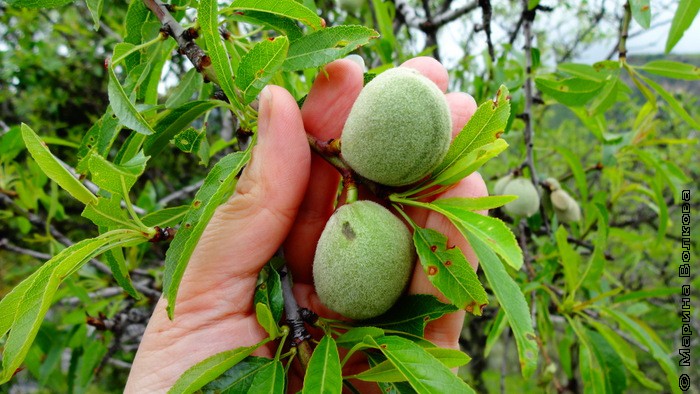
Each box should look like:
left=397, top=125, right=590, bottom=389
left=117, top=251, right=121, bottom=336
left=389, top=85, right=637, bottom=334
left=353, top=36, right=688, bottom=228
left=302, top=335, right=342, bottom=394
left=638, top=73, right=700, bottom=129
left=20, top=124, right=97, bottom=206
left=665, top=0, right=700, bottom=53
left=5, top=0, right=73, bottom=8
left=168, top=341, right=270, bottom=394
left=555, top=227, right=581, bottom=299
left=429, top=201, right=523, bottom=271
left=411, top=227, right=488, bottom=314
left=255, top=303, right=279, bottom=339
left=362, top=294, right=458, bottom=336
left=81, top=197, right=136, bottom=230
left=107, top=64, right=155, bottom=135
left=638, top=60, right=700, bottom=81
left=104, top=247, right=141, bottom=299
left=166, top=68, right=205, bottom=109
left=283, top=26, right=379, bottom=71
left=224, top=0, right=324, bottom=30
left=254, top=264, right=284, bottom=322
left=88, top=151, right=149, bottom=196
left=432, top=85, right=510, bottom=177
left=629, top=0, right=651, bottom=29
left=86, top=0, right=104, bottom=30
left=246, top=359, right=285, bottom=394
left=201, top=356, right=273, bottom=393
left=601, top=308, right=681, bottom=394
left=535, top=76, right=603, bottom=106
left=236, top=36, right=289, bottom=104
left=430, top=139, right=509, bottom=187
left=163, top=150, right=252, bottom=319
left=463, top=233, right=538, bottom=378
left=144, top=100, right=223, bottom=157
left=354, top=347, right=471, bottom=382
left=365, top=335, right=476, bottom=393
left=199, top=0, right=239, bottom=107
left=0, top=230, right=145, bottom=383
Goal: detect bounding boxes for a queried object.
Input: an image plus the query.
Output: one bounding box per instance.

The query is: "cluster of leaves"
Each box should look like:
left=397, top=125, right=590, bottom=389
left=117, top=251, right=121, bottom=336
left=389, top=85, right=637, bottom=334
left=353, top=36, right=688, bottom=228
left=0, top=0, right=698, bottom=393
left=0, top=0, right=531, bottom=392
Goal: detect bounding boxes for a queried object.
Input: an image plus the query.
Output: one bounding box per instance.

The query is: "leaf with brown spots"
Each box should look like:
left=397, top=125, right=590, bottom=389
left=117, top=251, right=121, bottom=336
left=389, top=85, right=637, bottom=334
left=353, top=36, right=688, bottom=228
left=411, top=227, right=488, bottom=314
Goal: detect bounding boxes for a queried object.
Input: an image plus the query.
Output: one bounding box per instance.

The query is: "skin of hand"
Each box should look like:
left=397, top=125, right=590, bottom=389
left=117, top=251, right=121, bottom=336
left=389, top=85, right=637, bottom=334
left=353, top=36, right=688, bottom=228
left=125, top=57, right=485, bottom=393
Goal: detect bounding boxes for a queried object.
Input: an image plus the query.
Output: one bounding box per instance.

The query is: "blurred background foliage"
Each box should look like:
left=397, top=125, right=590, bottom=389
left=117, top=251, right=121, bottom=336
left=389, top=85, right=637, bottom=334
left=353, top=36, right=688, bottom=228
left=0, top=0, right=698, bottom=392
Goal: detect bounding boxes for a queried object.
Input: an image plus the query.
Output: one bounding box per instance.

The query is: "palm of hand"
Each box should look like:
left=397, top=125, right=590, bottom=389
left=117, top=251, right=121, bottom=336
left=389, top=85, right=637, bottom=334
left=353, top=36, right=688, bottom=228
left=125, top=57, right=485, bottom=393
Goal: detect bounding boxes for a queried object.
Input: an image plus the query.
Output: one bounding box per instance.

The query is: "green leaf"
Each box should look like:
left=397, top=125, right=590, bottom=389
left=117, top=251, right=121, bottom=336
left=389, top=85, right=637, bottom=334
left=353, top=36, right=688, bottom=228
left=255, top=303, right=279, bottom=338
left=555, top=227, right=581, bottom=298
left=429, top=139, right=509, bottom=187
left=107, top=65, right=155, bottom=135
left=302, top=335, right=342, bottom=394
left=558, top=63, right=614, bottom=82
left=629, top=0, right=651, bottom=29
left=356, top=347, right=471, bottom=382
left=236, top=36, right=289, bottom=104
left=364, top=336, right=476, bottom=393
left=665, top=0, right=700, bottom=53
left=254, top=264, right=284, bottom=322
left=172, top=127, right=206, bottom=154
left=104, top=248, right=141, bottom=299
left=484, top=308, right=507, bottom=357
left=535, top=76, right=603, bottom=106
left=228, top=11, right=303, bottom=40
left=81, top=197, right=135, bottom=230
left=88, top=151, right=148, bottom=196
left=465, top=234, right=538, bottom=378
left=168, top=341, right=270, bottom=394
left=577, top=335, right=607, bottom=394
left=419, top=196, right=516, bottom=213
left=202, top=356, right=272, bottom=393
left=586, top=329, right=627, bottom=394
left=225, top=0, right=324, bottom=30
left=20, top=124, right=97, bottom=206
left=638, top=60, right=700, bottom=80
left=163, top=150, right=252, bottom=319
left=247, top=359, right=285, bottom=394
left=638, top=73, right=700, bottom=129
left=86, top=0, right=104, bottom=30
left=199, top=0, right=239, bottom=107
left=123, top=0, right=149, bottom=70
left=335, top=327, right=385, bottom=348
left=166, top=68, right=204, bottom=108
left=144, top=100, right=222, bottom=157
left=432, top=86, right=510, bottom=177
left=601, top=308, right=681, bottom=393
left=5, top=0, right=73, bottom=8
left=411, top=227, right=488, bottom=313
left=76, top=108, right=123, bottom=173
left=363, top=294, right=458, bottom=336
left=0, top=230, right=144, bottom=383
left=429, top=201, right=523, bottom=271
left=586, top=319, right=663, bottom=391
left=554, top=146, right=588, bottom=203
left=283, top=25, right=379, bottom=71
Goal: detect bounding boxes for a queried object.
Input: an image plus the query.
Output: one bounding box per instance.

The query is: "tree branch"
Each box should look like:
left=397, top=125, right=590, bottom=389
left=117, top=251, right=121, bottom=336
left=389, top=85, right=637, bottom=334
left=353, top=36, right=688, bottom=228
left=519, top=1, right=550, bottom=236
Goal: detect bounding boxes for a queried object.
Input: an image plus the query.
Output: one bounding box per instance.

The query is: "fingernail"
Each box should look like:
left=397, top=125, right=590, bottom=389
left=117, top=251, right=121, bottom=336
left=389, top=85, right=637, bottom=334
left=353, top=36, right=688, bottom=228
left=258, top=86, right=274, bottom=143
left=344, top=54, right=366, bottom=71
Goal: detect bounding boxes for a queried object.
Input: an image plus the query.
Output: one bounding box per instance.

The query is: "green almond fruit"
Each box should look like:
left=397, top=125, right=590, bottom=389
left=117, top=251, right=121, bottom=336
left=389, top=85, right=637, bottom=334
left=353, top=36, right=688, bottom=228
left=503, top=177, right=540, bottom=218
left=341, top=67, right=452, bottom=186
left=313, top=200, right=416, bottom=319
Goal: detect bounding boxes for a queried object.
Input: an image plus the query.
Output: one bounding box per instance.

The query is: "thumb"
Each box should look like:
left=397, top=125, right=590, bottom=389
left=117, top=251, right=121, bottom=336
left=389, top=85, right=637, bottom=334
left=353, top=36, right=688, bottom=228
left=188, top=85, right=311, bottom=280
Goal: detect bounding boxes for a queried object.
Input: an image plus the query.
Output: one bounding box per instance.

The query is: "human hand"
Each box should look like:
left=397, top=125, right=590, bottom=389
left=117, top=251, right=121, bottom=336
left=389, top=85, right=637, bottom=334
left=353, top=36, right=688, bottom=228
left=125, top=57, right=485, bottom=393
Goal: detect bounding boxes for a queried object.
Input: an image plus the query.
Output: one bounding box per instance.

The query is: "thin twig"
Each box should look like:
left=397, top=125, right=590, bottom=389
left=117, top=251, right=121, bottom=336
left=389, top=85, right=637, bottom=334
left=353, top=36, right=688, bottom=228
left=157, top=179, right=204, bottom=206
left=477, top=0, right=495, bottom=61
left=280, top=264, right=313, bottom=370
left=142, top=0, right=217, bottom=84
left=618, top=1, right=632, bottom=61
left=519, top=1, right=550, bottom=236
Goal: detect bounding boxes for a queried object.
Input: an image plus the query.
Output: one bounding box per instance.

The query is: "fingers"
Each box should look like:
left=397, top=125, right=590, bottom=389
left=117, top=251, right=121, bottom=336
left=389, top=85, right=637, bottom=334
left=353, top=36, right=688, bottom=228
left=177, top=86, right=310, bottom=304
left=285, top=59, right=364, bottom=283
left=401, top=57, right=449, bottom=92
